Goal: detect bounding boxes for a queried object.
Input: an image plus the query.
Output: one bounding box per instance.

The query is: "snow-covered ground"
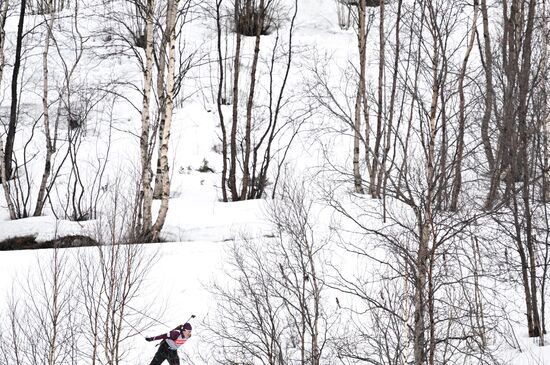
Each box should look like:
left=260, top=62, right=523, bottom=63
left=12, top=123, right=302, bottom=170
left=0, top=240, right=225, bottom=363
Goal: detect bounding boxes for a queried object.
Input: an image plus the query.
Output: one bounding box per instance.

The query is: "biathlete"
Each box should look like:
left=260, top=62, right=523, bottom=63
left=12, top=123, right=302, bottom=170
left=146, top=322, right=192, bottom=365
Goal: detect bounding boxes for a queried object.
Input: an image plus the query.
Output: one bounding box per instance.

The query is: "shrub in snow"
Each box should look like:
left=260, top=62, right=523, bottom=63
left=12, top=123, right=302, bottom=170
left=0, top=234, right=98, bottom=250
left=233, top=0, right=282, bottom=36
left=197, top=159, right=215, bottom=173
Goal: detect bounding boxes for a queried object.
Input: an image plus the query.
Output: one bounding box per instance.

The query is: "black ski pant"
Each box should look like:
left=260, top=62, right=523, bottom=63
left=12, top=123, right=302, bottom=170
left=149, top=341, right=180, bottom=365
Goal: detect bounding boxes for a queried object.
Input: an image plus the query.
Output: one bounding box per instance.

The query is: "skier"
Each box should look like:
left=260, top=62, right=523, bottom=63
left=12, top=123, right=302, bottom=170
left=145, top=322, right=192, bottom=365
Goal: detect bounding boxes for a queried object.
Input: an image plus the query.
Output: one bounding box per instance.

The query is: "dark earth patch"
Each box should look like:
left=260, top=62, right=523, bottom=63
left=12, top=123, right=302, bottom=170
left=0, top=234, right=98, bottom=251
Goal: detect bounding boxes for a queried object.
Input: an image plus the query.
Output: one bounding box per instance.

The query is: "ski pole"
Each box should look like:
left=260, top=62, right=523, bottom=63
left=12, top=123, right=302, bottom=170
left=124, top=302, right=170, bottom=327
left=184, top=314, right=196, bottom=323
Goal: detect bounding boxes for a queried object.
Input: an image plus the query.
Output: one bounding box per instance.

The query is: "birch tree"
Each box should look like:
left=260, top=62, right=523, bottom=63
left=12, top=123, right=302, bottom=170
left=478, top=0, right=495, bottom=179
left=136, top=0, right=155, bottom=240
left=227, top=0, right=244, bottom=201
left=150, top=0, right=179, bottom=242
left=369, top=0, right=386, bottom=199
left=449, top=0, right=479, bottom=210
left=484, top=0, right=543, bottom=340
left=353, top=0, right=367, bottom=194
left=33, top=0, right=56, bottom=217
left=207, top=179, right=332, bottom=364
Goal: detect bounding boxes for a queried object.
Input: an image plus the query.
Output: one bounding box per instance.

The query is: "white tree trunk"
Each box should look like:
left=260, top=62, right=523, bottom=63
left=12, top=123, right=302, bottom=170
left=152, top=0, right=179, bottom=241
left=34, top=1, right=56, bottom=217
left=152, top=3, right=169, bottom=200
left=139, top=0, right=156, bottom=238
left=353, top=0, right=367, bottom=194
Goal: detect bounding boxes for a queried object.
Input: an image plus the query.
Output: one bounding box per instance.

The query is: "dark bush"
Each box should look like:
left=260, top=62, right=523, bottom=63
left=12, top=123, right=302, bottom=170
left=43, top=235, right=98, bottom=249
left=0, top=235, right=38, bottom=251
left=0, top=234, right=99, bottom=251
left=234, top=0, right=276, bottom=36
left=134, top=32, right=146, bottom=49
left=64, top=105, right=86, bottom=131
left=198, top=159, right=215, bottom=173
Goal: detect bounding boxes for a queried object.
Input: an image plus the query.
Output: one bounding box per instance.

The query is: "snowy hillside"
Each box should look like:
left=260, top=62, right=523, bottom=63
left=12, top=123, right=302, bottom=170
left=2, top=0, right=550, bottom=364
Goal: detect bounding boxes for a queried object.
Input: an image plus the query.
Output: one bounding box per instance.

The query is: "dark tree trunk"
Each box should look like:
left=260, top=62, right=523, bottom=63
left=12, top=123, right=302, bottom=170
left=229, top=0, right=242, bottom=201
left=479, top=0, right=495, bottom=175
left=450, top=0, right=479, bottom=211
left=5, top=0, right=27, bottom=180
left=215, top=0, right=228, bottom=202
left=240, top=0, right=265, bottom=199
left=372, top=0, right=385, bottom=199
left=486, top=0, right=520, bottom=208
left=517, top=0, right=541, bottom=338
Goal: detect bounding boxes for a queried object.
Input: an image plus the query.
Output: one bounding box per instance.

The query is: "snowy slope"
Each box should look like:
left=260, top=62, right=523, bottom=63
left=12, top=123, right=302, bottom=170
left=1, top=0, right=550, bottom=364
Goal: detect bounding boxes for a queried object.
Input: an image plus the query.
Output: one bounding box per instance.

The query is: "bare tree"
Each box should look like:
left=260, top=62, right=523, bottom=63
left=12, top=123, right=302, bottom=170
left=1, top=292, right=26, bottom=365
left=4, top=0, right=28, bottom=181
left=0, top=141, right=16, bottom=219
left=214, top=0, right=229, bottom=202
left=26, top=250, right=79, bottom=365
left=152, top=0, right=196, bottom=200
left=480, top=0, right=544, bottom=341
left=129, top=0, right=197, bottom=241
left=206, top=178, right=333, bottom=364
left=478, top=0, right=495, bottom=177
left=216, top=0, right=300, bottom=201
left=136, top=0, right=156, bottom=240
left=0, top=249, right=79, bottom=365
left=227, top=0, right=244, bottom=201
left=150, top=0, right=180, bottom=242
left=0, top=0, right=8, bottom=84
left=0, top=0, right=11, bottom=209
left=449, top=0, right=479, bottom=211
left=33, top=0, right=57, bottom=217
left=315, top=1, right=511, bottom=364
left=0, top=227, right=153, bottom=365
left=76, top=240, right=153, bottom=363
left=240, top=0, right=268, bottom=199
left=0, top=0, right=113, bottom=221
left=250, top=0, right=301, bottom=199
left=370, top=0, right=386, bottom=199
left=485, top=0, right=538, bottom=209
left=353, top=0, right=367, bottom=194
left=541, top=0, right=550, bottom=203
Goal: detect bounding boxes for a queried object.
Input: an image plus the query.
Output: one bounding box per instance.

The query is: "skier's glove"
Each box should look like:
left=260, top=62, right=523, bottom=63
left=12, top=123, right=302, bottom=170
left=145, top=337, right=154, bottom=342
